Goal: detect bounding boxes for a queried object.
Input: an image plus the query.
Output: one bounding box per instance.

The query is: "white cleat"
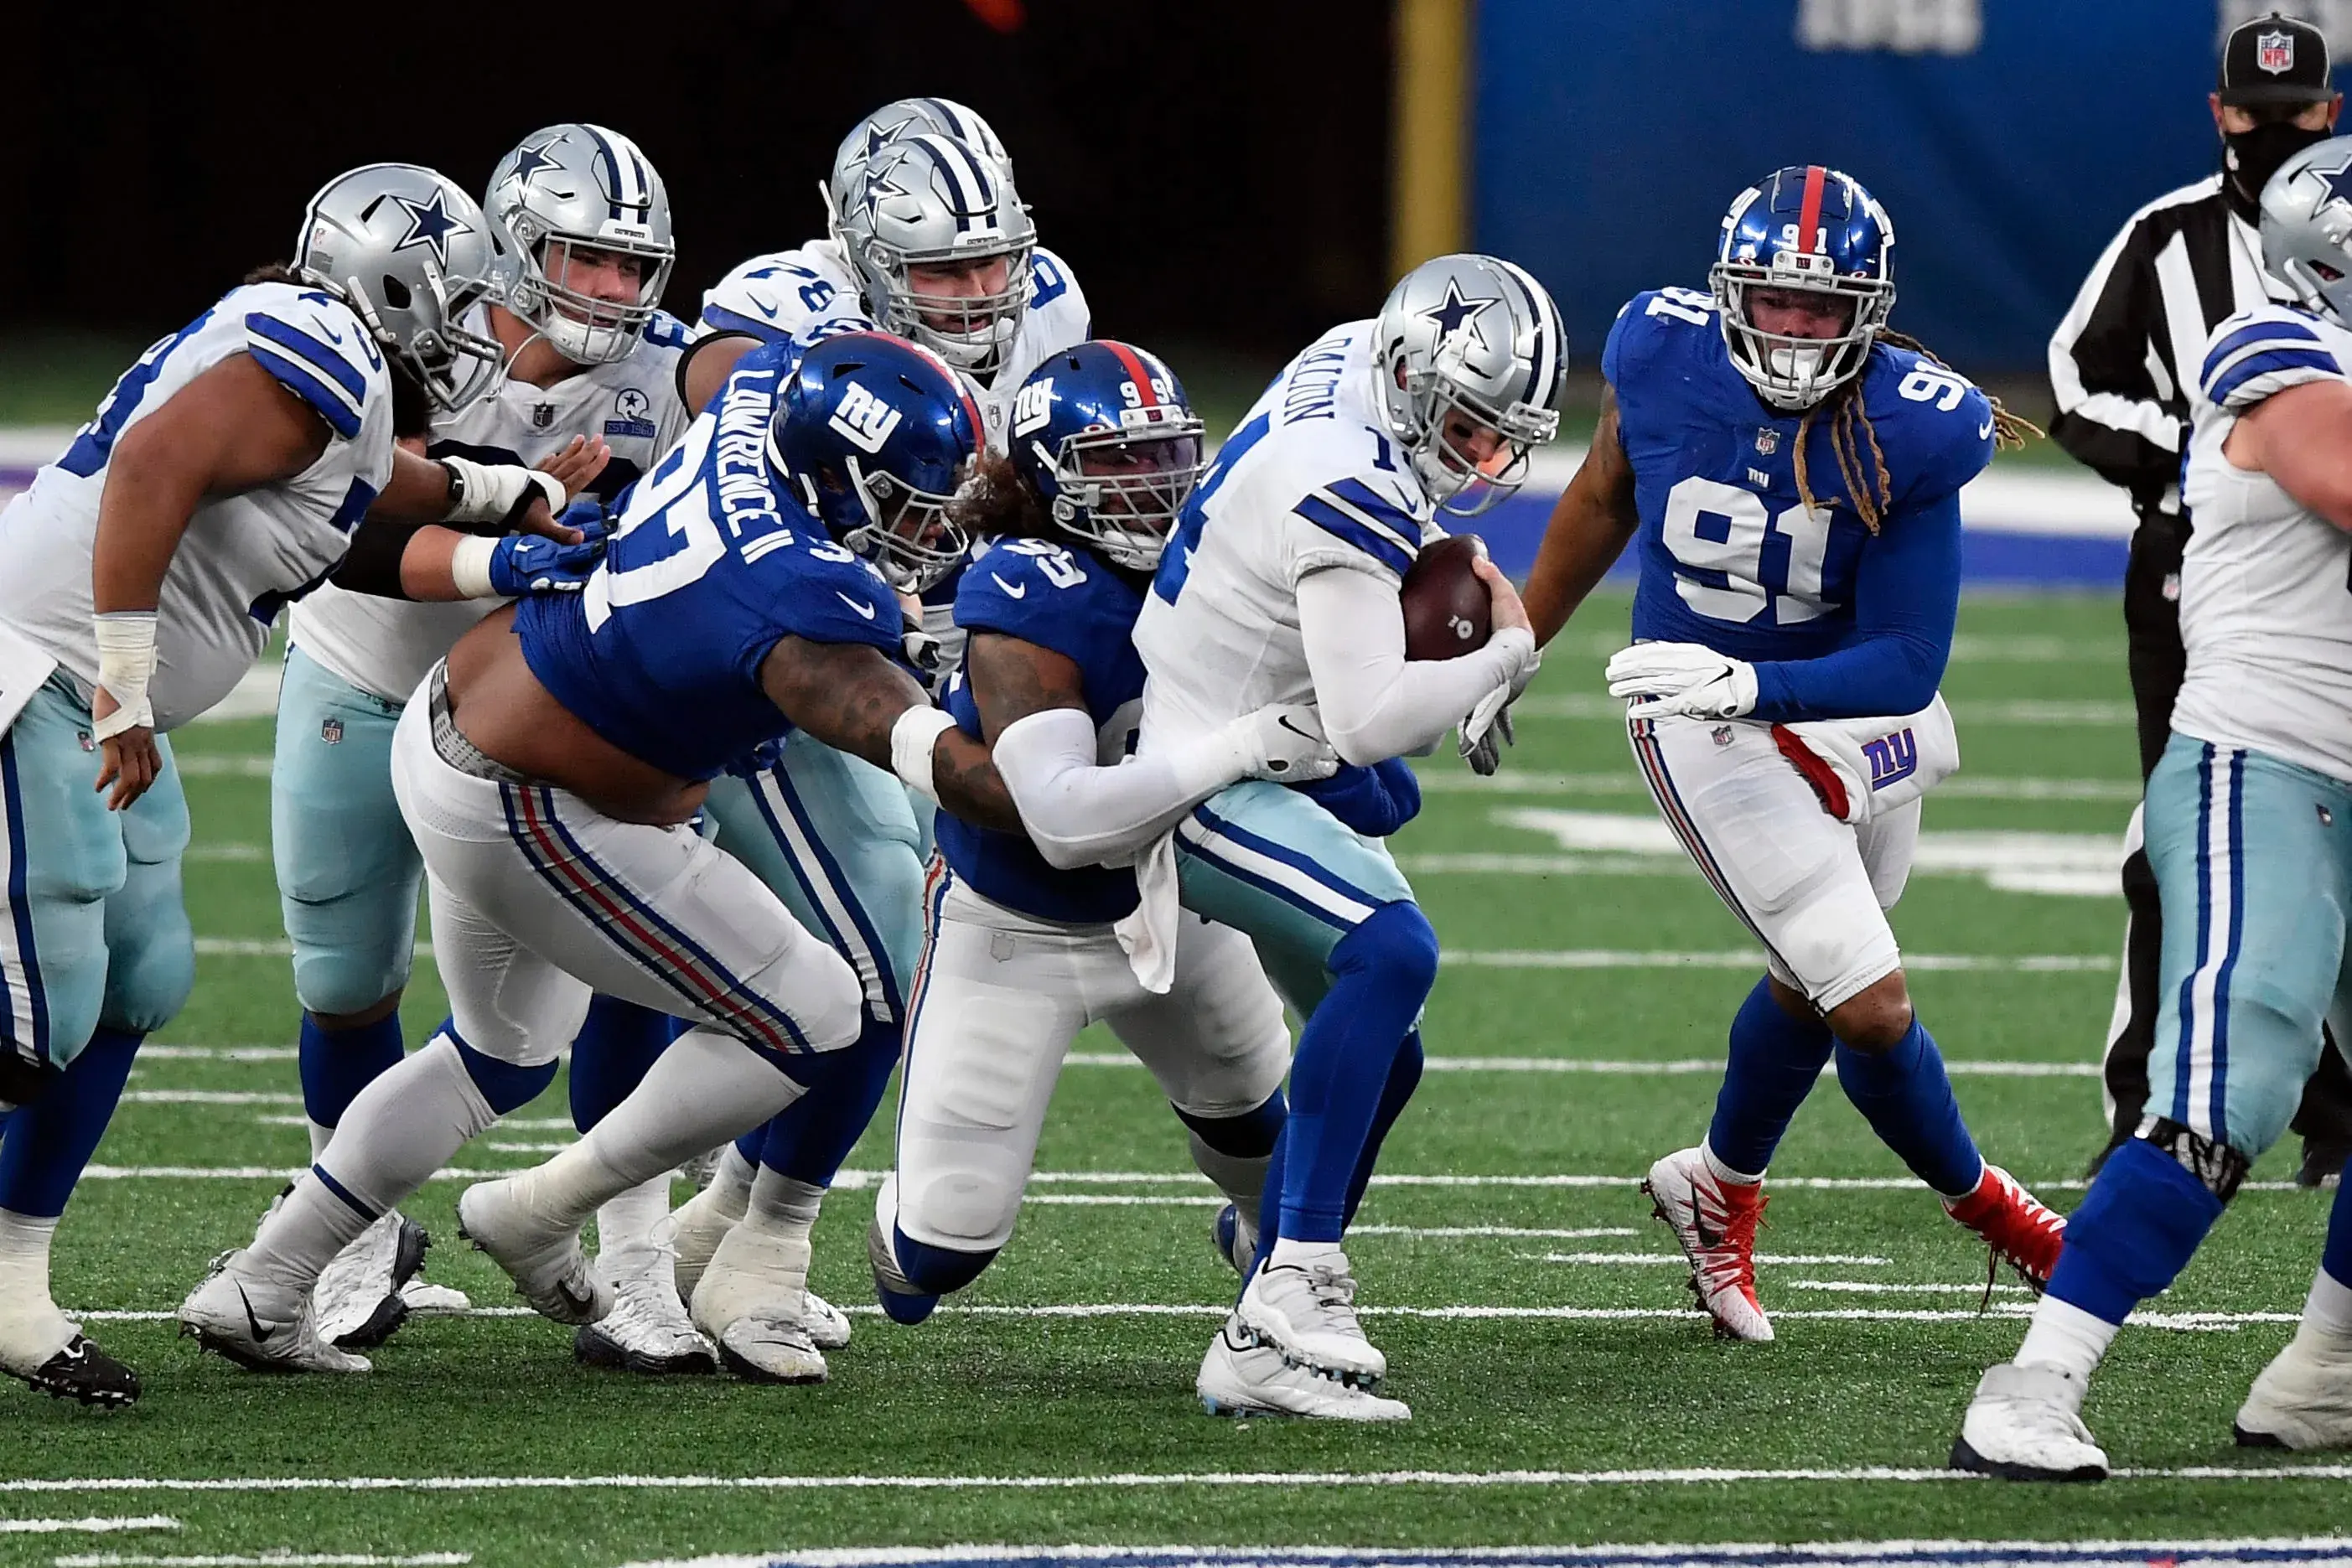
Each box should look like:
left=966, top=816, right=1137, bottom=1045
left=691, top=1224, right=827, bottom=1384
left=456, top=1179, right=610, bottom=1326
left=1950, top=1362, right=2110, bottom=1481
left=1644, top=1146, right=1773, bottom=1343
left=1198, top=1312, right=1409, bottom=1421
left=311, top=1211, right=431, bottom=1350
left=801, top=1288, right=852, bottom=1351
left=667, top=1175, right=748, bottom=1305
left=573, top=1241, right=715, bottom=1375
left=399, top=1278, right=472, bottom=1316
left=2236, top=1329, right=2352, bottom=1450
left=1233, top=1250, right=1386, bottom=1387
left=178, top=1252, right=370, bottom=1374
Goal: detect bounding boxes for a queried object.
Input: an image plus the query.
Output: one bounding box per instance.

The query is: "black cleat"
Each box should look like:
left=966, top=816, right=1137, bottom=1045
left=13, top=1333, right=139, bottom=1409
left=2297, top=1141, right=2349, bottom=1189
left=330, top=1215, right=432, bottom=1351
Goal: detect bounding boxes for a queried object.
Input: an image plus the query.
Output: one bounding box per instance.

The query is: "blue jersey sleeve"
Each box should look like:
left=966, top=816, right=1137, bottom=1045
left=760, top=546, right=905, bottom=663
left=1745, top=488, right=1960, bottom=723
left=955, top=540, right=1116, bottom=667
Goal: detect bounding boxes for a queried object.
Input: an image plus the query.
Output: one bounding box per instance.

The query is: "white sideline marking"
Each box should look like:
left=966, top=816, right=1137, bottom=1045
left=1789, top=1281, right=2032, bottom=1296
left=1443, top=949, right=2116, bottom=975
left=12, top=1465, right=2352, bottom=1496
left=0, top=1519, right=175, bottom=1536
left=1410, top=771, right=2141, bottom=804
left=56, top=1557, right=469, bottom=1566
left=1526, top=1252, right=1890, bottom=1267
left=1054, top=1052, right=2099, bottom=1077
left=1352, top=1226, right=1639, bottom=1239
left=1510, top=695, right=2136, bottom=727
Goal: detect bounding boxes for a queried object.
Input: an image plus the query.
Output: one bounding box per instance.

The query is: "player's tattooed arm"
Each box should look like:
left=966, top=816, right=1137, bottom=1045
left=759, top=636, right=1023, bottom=831
left=1521, top=380, right=1640, bottom=646
left=968, top=632, right=1088, bottom=743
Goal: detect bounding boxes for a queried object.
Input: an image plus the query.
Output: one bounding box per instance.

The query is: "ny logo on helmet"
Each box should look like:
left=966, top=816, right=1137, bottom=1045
left=2260, top=29, right=2295, bottom=73
left=829, top=382, right=905, bottom=453
left=1012, top=376, right=1055, bottom=437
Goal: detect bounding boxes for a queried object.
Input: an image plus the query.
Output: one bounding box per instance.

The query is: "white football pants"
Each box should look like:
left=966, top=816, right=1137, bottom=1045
left=1627, top=706, right=1919, bottom=1012
left=891, top=859, right=1292, bottom=1254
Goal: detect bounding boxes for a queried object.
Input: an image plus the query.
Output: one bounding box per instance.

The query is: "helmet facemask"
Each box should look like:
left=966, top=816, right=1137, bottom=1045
left=870, top=242, right=1033, bottom=378
left=1711, top=257, right=1894, bottom=411
left=1394, top=362, right=1557, bottom=519
left=781, top=445, right=972, bottom=593
left=506, top=228, right=675, bottom=365
left=329, top=254, right=505, bottom=415
left=1039, top=418, right=1207, bottom=572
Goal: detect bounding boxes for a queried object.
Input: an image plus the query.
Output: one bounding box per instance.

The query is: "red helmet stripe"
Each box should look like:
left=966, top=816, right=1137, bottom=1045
left=1796, top=165, right=1828, bottom=253
left=1104, top=340, right=1159, bottom=406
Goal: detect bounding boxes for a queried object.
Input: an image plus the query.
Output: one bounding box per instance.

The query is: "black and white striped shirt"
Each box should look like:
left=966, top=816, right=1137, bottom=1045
left=2046, top=173, right=2292, bottom=520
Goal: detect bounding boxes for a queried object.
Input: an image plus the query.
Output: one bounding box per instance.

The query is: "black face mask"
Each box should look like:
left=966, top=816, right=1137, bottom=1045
left=2225, top=120, right=2334, bottom=217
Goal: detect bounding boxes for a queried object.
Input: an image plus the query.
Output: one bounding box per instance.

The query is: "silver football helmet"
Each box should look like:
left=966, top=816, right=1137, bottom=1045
left=1371, top=254, right=1566, bottom=516
left=835, top=132, right=1036, bottom=377
left=2261, top=137, right=2352, bottom=329
left=822, top=96, right=1013, bottom=228
left=484, top=124, right=675, bottom=365
left=294, top=163, right=503, bottom=413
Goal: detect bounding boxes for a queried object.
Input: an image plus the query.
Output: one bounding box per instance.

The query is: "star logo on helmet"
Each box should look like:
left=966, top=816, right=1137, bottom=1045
left=2303, top=153, right=2352, bottom=211
left=1419, top=279, right=1496, bottom=349
left=857, top=169, right=909, bottom=224
left=507, top=138, right=562, bottom=189
left=390, top=189, right=472, bottom=270
left=862, top=113, right=920, bottom=161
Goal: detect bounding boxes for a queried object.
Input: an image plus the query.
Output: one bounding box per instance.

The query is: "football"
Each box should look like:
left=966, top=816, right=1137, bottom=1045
left=1400, top=532, right=1493, bottom=660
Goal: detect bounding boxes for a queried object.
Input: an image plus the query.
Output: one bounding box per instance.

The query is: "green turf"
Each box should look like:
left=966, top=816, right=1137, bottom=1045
left=7, top=590, right=2337, bottom=1568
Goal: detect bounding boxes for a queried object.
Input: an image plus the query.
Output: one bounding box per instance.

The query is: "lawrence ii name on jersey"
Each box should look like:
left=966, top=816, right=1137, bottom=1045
left=0, top=282, right=395, bottom=731
left=2177, top=303, right=2352, bottom=784
left=289, top=308, right=693, bottom=706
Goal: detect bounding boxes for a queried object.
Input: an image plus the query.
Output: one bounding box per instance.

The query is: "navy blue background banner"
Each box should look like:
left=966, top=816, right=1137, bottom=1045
left=1473, top=1, right=2349, bottom=376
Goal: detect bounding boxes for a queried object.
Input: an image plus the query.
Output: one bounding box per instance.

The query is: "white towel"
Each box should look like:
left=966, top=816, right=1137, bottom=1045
left=1114, top=828, right=1182, bottom=994
left=0, top=621, right=59, bottom=741
left=1773, top=692, right=1960, bottom=825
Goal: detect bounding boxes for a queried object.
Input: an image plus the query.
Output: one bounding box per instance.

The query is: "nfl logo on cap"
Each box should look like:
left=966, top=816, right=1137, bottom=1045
left=2261, top=28, right=2295, bottom=73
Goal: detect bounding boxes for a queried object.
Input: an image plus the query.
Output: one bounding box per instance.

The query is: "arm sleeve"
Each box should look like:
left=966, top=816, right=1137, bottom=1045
left=992, top=706, right=1246, bottom=870
left=1744, top=490, right=1961, bottom=723
left=1298, top=567, right=1536, bottom=765
left=2045, top=214, right=2183, bottom=502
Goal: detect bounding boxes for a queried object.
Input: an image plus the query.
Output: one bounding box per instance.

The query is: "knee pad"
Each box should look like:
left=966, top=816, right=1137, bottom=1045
left=290, top=942, right=410, bottom=1022
left=99, top=869, right=194, bottom=1036
left=449, top=1028, right=560, bottom=1116
left=893, top=1225, right=997, bottom=1296
left=1331, top=901, right=1439, bottom=997
left=741, top=939, right=863, bottom=1058
left=1175, top=1090, right=1287, bottom=1159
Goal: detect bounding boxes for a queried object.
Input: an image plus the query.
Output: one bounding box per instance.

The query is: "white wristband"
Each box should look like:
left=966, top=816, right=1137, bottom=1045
left=889, top=706, right=959, bottom=802
left=449, top=535, right=500, bottom=600
left=440, top=456, right=562, bottom=526
left=91, top=611, right=158, bottom=742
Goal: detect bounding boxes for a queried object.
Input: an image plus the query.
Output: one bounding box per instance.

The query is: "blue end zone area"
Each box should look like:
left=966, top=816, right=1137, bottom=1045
left=637, top=1540, right=2352, bottom=1568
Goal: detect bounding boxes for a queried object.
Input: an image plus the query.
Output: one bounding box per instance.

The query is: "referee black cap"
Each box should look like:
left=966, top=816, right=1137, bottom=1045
left=2220, top=12, right=2335, bottom=105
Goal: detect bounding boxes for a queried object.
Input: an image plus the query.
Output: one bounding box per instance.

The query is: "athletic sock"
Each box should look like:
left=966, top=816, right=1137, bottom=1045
left=1277, top=903, right=1439, bottom=1244
left=2303, top=1175, right=2352, bottom=1344
left=1706, top=977, right=1833, bottom=1177
left=1834, top=1018, right=1984, bottom=1199
left=1268, top=1235, right=1344, bottom=1271
left=2045, top=1135, right=2225, bottom=1325
left=1702, top=1140, right=1765, bottom=1186
left=593, top=1177, right=674, bottom=1257
left=2014, top=1293, right=2121, bottom=1381
left=0, top=1208, right=72, bottom=1358
left=740, top=1167, right=825, bottom=1243
left=0, top=1027, right=142, bottom=1219
left=754, top=1011, right=899, bottom=1188
left=567, top=996, right=677, bottom=1134
left=298, top=1011, right=406, bottom=1161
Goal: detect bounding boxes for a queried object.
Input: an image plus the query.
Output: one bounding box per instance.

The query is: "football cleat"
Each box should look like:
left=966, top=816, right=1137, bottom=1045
left=667, top=1172, right=749, bottom=1305
left=1644, top=1146, right=1772, bottom=1342
left=1950, top=1361, right=2109, bottom=1481
left=2235, top=1327, right=2352, bottom=1449
left=312, top=1210, right=431, bottom=1350
left=868, top=1213, right=940, bottom=1326
left=1232, top=1250, right=1386, bottom=1386
left=1198, top=1312, right=1409, bottom=1421
left=692, top=1222, right=826, bottom=1383
left=802, top=1287, right=853, bottom=1350
left=456, top=1179, right=611, bottom=1326
left=572, top=1240, right=715, bottom=1376
left=178, top=1252, right=370, bottom=1374
left=1944, top=1164, right=2066, bottom=1294
left=1212, top=1203, right=1260, bottom=1277
left=12, top=1334, right=140, bottom=1409
left=713, top=1311, right=829, bottom=1384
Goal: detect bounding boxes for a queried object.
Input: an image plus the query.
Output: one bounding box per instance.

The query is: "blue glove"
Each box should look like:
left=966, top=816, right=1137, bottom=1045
left=556, top=495, right=609, bottom=533
left=1291, top=756, right=1423, bottom=838
left=490, top=530, right=607, bottom=596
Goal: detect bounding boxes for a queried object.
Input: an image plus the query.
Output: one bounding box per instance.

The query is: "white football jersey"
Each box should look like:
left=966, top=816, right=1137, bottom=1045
left=0, top=282, right=395, bottom=732
left=696, top=237, right=1092, bottom=453
left=1132, top=320, right=1434, bottom=753
left=2175, top=302, right=2352, bottom=784
left=289, top=308, right=693, bottom=706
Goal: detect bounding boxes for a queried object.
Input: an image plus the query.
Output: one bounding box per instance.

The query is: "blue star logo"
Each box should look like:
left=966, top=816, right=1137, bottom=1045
left=2307, top=154, right=2352, bottom=210
left=1419, top=279, right=1495, bottom=348
left=857, top=169, right=909, bottom=224
left=861, top=112, right=918, bottom=162
left=390, top=189, right=472, bottom=270
left=507, top=137, right=561, bottom=189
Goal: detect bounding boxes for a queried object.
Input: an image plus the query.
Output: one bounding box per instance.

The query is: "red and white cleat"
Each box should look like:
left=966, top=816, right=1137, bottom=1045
left=1643, top=1146, right=1772, bottom=1343
left=1944, top=1163, right=2067, bottom=1293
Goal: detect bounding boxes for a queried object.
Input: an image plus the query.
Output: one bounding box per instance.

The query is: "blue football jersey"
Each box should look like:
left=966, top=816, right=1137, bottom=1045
left=1609, top=287, right=1990, bottom=716
left=935, top=536, right=1148, bottom=924
left=517, top=343, right=904, bottom=780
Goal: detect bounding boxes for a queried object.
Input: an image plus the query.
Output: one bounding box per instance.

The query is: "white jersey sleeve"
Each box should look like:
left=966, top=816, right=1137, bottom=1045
left=696, top=241, right=863, bottom=344
left=2197, top=303, right=2345, bottom=412
left=0, top=282, right=394, bottom=730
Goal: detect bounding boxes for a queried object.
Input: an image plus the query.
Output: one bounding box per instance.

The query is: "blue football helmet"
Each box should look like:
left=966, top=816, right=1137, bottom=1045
left=1008, top=341, right=1207, bottom=572
left=1709, top=165, right=1896, bottom=410
left=766, top=331, right=983, bottom=591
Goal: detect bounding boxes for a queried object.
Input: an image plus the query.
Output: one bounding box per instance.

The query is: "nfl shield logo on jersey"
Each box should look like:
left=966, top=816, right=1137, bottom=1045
left=321, top=717, right=344, bottom=745
left=2260, top=29, right=2295, bottom=72
left=1754, top=427, right=1780, bottom=455
left=531, top=403, right=557, bottom=431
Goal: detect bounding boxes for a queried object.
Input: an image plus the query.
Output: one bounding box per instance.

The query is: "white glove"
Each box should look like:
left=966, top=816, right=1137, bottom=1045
left=1604, top=641, right=1759, bottom=720
left=1220, top=704, right=1340, bottom=784
left=1458, top=683, right=1515, bottom=776
left=439, top=455, right=565, bottom=527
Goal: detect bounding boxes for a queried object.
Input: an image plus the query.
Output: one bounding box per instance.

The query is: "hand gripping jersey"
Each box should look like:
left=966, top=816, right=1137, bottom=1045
left=1610, top=287, right=1992, bottom=722
left=0, top=281, right=395, bottom=731
left=1131, top=320, right=1434, bottom=750
left=935, top=536, right=1148, bottom=924
left=2175, top=303, right=2352, bottom=784
left=514, top=343, right=905, bottom=781
left=290, top=308, right=694, bottom=706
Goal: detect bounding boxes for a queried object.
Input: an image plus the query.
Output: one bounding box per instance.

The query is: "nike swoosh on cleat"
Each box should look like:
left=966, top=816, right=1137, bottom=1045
left=554, top=1279, right=597, bottom=1317
left=236, top=1284, right=279, bottom=1343
left=836, top=593, right=878, bottom=619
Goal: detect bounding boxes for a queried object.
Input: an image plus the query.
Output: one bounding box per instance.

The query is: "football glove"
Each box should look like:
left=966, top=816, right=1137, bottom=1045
left=490, top=529, right=608, bottom=596
left=1458, top=683, right=1516, bottom=776
left=1225, top=703, right=1340, bottom=784
left=1604, top=641, right=1759, bottom=720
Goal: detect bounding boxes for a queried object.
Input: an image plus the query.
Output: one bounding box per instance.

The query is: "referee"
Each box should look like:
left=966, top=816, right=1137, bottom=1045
left=2049, top=9, right=2352, bottom=1183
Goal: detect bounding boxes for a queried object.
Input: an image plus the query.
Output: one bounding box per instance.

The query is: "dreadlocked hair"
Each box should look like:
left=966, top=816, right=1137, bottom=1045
left=1790, top=328, right=2045, bottom=534
left=949, top=448, right=1055, bottom=542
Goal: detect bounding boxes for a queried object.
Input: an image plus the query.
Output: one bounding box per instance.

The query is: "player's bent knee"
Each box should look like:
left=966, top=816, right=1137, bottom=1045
left=894, top=1227, right=998, bottom=1296
left=308, top=990, right=405, bottom=1033
left=1174, top=1092, right=1287, bottom=1159
left=1824, top=971, right=1913, bottom=1053
left=100, top=917, right=194, bottom=1037
left=449, top=1030, right=561, bottom=1115
left=1334, top=901, right=1440, bottom=996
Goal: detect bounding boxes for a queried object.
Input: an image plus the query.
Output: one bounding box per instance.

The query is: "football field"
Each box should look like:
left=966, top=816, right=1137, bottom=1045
left=10, top=589, right=2349, bottom=1568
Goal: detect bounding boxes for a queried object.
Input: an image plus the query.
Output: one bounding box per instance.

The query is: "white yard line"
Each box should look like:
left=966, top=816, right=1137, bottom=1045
left=168, top=754, right=275, bottom=778
left=125, top=1092, right=299, bottom=1106
left=0, top=1519, right=175, bottom=1536
left=1410, top=773, right=2140, bottom=803
left=621, top=1542, right=2352, bottom=1568
left=10, top=1466, right=2351, bottom=1497
left=1350, top=1226, right=1639, bottom=1239
left=134, top=1047, right=298, bottom=1062
left=1524, top=1253, right=1890, bottom=1267
left=56, top=1557, right=468, bottom=1567
left=1787, top=1281, right=2033, bottom=1296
